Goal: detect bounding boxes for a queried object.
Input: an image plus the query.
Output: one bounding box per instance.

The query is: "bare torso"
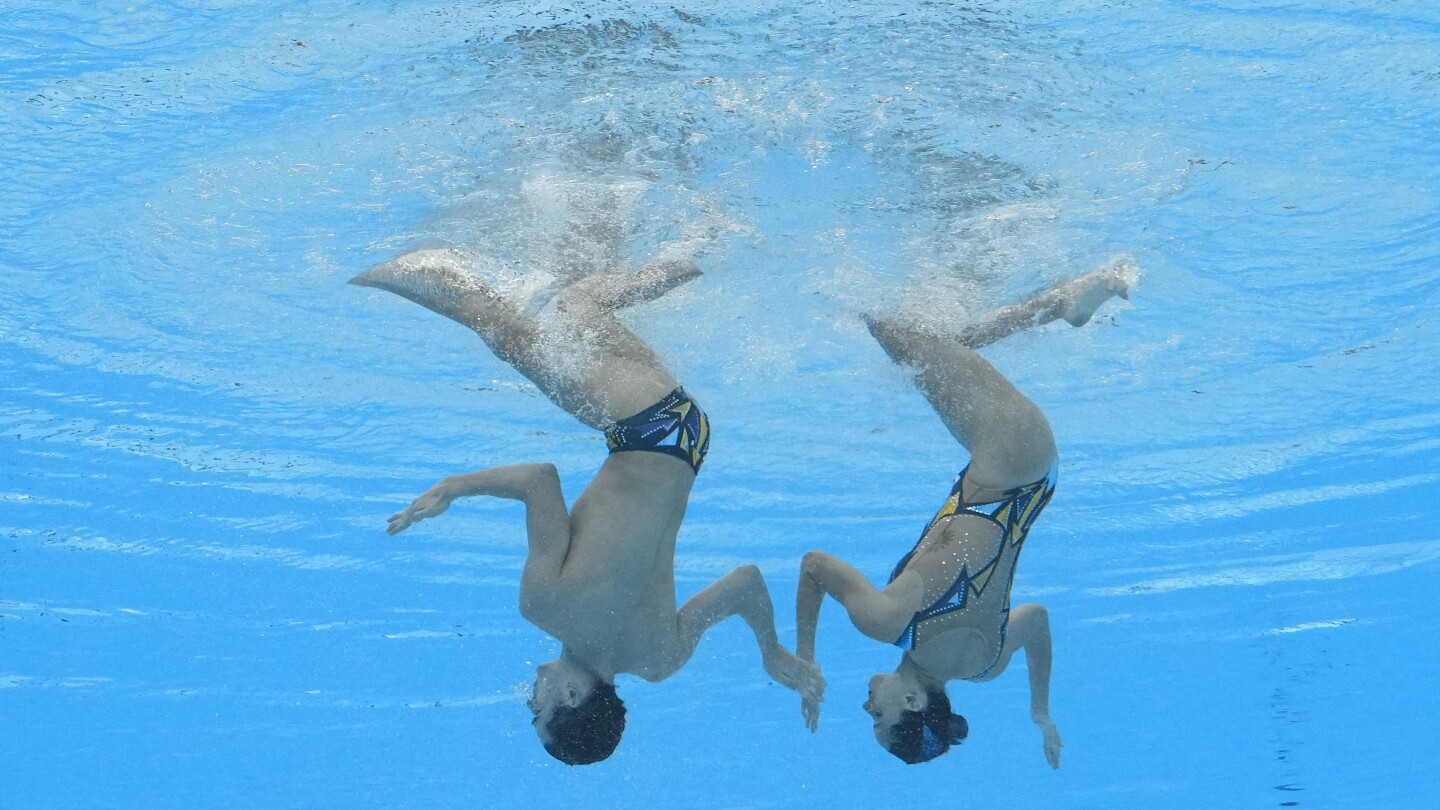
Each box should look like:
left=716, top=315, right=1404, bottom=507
left=358, top=242, right=825, bottom=712
left=523, top=450, right=697, bottom=681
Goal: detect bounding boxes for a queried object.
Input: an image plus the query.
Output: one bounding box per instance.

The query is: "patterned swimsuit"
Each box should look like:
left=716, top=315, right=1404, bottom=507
left=888, top=461, right=1058, bottom=677
left=604, top=388, right=711, bottom=474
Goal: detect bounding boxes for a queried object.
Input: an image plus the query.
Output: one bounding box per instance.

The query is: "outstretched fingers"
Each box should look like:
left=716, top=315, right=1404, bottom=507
left=386, top=510, right=414, bottom=536
left=385, top=486, right=453, bottom=535
left=802, top=696, right=822, bottom=732
left=1038, top=717, right=1064, bottom=768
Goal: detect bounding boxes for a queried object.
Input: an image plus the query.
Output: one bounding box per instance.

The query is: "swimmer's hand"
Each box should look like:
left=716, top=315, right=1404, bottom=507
left=1035, top=713, right=1063, bottom=768
left=801, top=695, right=822, bottom=733
left=387, top=479, right=456, bottom=535
left=766, top=643, right=825, bottom=731
left=762, top=644, right=825, bottom=706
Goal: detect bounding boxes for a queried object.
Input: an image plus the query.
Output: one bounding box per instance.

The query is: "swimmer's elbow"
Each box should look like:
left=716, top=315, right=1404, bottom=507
left=1012, top=603, right=1052, bottom=646
left=527, top=462, right=561, bottom=490
left=1017, top=602, right=1050, bottom=623
left=799, top=551, right=844, bottom=604
left=1030, top=603, right=1052, bottom=623
left=800, top=550, right=829, bottom=584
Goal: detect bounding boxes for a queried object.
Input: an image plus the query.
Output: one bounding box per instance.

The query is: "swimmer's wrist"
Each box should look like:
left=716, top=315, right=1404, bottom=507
left=433, top=478, right=460, bottom=502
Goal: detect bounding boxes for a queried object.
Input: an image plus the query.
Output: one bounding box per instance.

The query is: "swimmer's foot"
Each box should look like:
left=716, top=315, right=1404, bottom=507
left=350, top=247, right=518, bottom=329
left=622, top=257, right=703, bottom=307
left=351, top=247, right=477, bottom=299
left=1056, top=261, right=1140, bottom=327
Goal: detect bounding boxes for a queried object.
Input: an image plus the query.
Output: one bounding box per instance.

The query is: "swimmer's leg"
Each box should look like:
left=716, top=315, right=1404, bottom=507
left=559, top=256, right=702, bottom=313
left=954, top=260, right=1139, bottom=350
left=863, top=261, right=1136, bottom=489
left=349, top=248, right=548, bottom=367
left=352, top=248, right=634, bottom=426
left=865, top=316, right=1056, bottom=494
left=351, top=248, right=694, bottom=428
left=546, top=258, right=705, bottom=420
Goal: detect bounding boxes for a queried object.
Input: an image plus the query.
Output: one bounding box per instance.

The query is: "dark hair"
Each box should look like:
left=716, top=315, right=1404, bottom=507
left=883, top=687, right=969, bottom=764
left=540, top=680, right=626, bottom=766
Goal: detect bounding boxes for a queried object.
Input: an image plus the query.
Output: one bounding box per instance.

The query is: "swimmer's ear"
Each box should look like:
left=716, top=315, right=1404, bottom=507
left=564, top=684, right=582, bottom=708
left=903, top=692, right=921, bottom=711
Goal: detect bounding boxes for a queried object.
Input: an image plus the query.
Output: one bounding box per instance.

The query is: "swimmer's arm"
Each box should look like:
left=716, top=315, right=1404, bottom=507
left=974, top=602, right=1062, bottom=768
left=797, top=551, right=916, bottom=656
left=672, top=565, right=825, bottom=701
left=384, top=463, right=572, bottom=621
left=795, top=551, right=918, bottom=730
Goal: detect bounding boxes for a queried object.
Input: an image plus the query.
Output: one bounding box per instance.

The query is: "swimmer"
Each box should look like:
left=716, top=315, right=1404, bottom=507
left=352, top=244, right=823, bottom=766
left=794, top=263, right=1138, bottom=766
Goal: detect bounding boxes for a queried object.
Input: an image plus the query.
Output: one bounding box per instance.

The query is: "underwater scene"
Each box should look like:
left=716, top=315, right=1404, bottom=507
left=3, top=1, right=1438, bottom=807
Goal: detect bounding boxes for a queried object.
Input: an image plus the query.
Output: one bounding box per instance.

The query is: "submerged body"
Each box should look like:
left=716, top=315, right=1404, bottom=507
left=354, top=244, right=821, bottom=763
left=888, top=461, right=1058, bottom=677
left=795, top=264, right=1138, bottom=766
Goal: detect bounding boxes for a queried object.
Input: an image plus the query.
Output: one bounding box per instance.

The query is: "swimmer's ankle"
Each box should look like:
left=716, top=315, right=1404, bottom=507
left=1059, top=261, right=1139, bottom=327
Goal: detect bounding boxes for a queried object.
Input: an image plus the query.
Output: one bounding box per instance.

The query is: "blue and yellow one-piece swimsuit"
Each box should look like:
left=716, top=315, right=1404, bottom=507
left=887, top=460, right=1058, bottom=678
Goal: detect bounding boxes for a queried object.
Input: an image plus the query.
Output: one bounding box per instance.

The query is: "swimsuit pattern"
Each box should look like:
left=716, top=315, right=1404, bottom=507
left=604, top=387, right=711, bottom=474
left=887, top=461, right=1058, bottom=676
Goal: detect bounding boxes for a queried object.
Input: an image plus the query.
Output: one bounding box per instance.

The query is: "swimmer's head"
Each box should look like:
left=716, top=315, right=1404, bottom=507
left=865, top=672, right=967, bottom=764
left=530, top=658, right=626, bottom=765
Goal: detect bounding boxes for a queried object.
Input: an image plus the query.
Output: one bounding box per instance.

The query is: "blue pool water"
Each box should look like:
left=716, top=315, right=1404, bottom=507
left=3, top=1, right=1438, bottom=807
